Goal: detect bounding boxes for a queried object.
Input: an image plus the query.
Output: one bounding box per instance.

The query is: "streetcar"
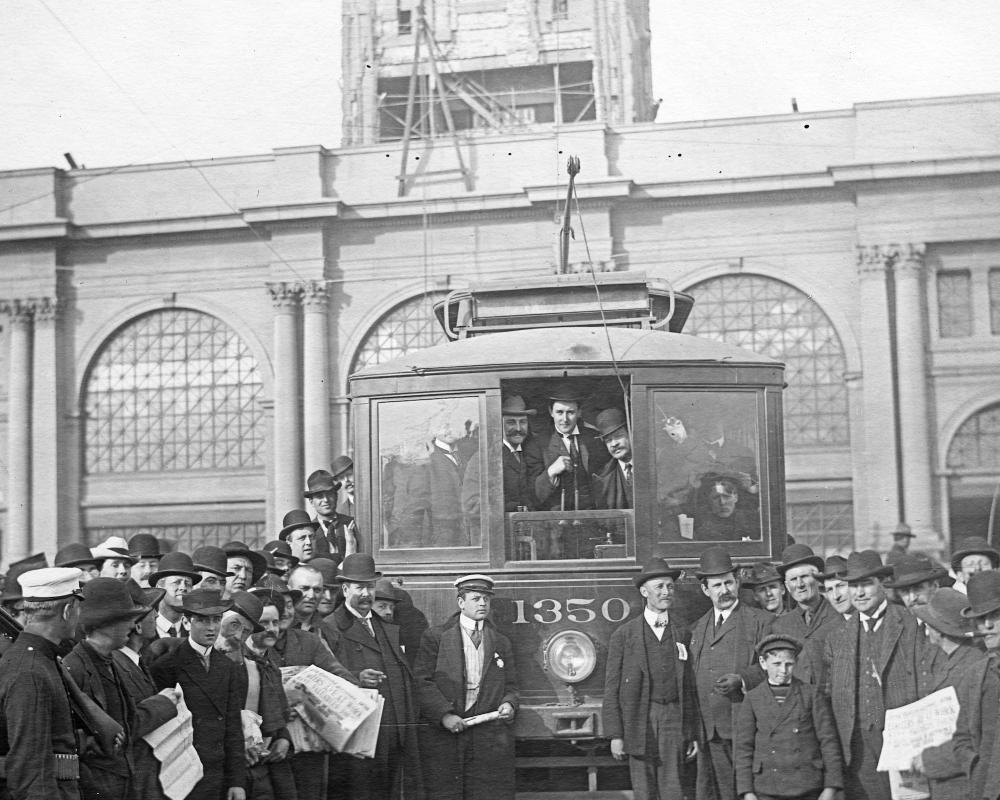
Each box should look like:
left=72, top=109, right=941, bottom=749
left=348, top=269, right=786, bottom=794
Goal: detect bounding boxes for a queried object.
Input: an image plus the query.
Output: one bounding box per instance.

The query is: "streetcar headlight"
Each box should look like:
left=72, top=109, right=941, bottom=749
left=543, top=630, right=597, bottom=684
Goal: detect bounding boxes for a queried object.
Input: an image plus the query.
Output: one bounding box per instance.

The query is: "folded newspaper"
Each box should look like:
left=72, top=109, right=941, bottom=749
left=280, top=665, right=383, bottom=757
left=143, top=685, right=204, bottom=800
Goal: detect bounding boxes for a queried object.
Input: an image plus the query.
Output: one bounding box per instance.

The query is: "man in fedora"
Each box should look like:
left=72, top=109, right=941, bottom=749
left=192, top=545, right=234, bottom=595
left=221, top=541, right=266, bottom=598
left=911, top=588, right=985, bottom=800
left=332, top=454, right=356, bottom=518
left=822, top=550, right=923, bottom=800
left=0, top=567, right=87, bottom=800
left=305, top=469, right=360, bottom=565
left=127, top=533, right=163, bottom=588
left=532, top=384, right=609, bottom=512
left=278, top=508, right=319, bottom=564
left=149, top=551, right=203, bottom=639
left=771, top=544, right=844, bottom=687
left=55, top=544, right=99, bottom=581
left=603, top=558, right=698, bottom=800
left=689, top=546, right=772, bottom=800
left=743, top=562, right=787, bottom=615
left=414, top=574, right=518, bottom=800
left=147, top=588, right=248, bottom=800
left=91, top=536, right=135, bottom=582
left=462, top=394, right=543, bottom=517
left=885, top=553, right=950, bottom=611
left=591, top=408, right=636, bottom=510
left=819, top=555, right=853, bottom=619
left=886, top=522, right=916, bottom=566
left=261, top=539, right=298, bottom=578
left=64, top=578, right=180, bottom=800
left=326, top=553, right=421, bottom=800
left=950, top=536, right=1000, bottom=594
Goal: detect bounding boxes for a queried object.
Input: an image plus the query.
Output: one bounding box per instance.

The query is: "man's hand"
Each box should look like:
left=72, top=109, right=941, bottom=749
left=497, top=702, right=515, bottom=721
left=245, top=747, right=260, bottom=767
left=548, top=456, right=572, bottom=479
left=442, top=713, right=467, bottom=734
left=610, top=738, right=626, bottom=761
left=157, top=687, right=182, bottom=705
left=359, top=669, right=386, bottom=688
left=262, top=739, right=290, bottom=763
left=714, top=673, right=742, bottom=697
left=684, top=740, right=698, bottom=761
left=227, top=788, right=246, bottom=800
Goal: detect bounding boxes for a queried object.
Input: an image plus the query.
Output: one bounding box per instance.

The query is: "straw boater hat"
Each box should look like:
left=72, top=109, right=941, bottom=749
left=961, top=571, right=1000, bottom=619
left=278, top=509, right=320, bottom=541
left=501, top=395, right=536, bottom=417
left=695, top=546, right=737, bottom=579
left=632, top=557, right=682, bottom=588
left=304, top=470, right=341, bottom=498
left=913, top=588, right=976, bottom=638
left=78, top=578, right=150, bottom=630
left=950, top=537, right=1000, bottom=572
left=594, top=408, right=628, bottom=440
left=91, top=536, right=135, bottom=566
left=884, top=553, right=950, bottom=590
left=775, top=544, right=825, bottom=576
left=841, top=550, right=893, bottom=583
left=330, top=455, right=354, bottom=479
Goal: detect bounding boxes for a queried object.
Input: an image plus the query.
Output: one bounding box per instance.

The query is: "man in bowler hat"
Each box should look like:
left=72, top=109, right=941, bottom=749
left=822, top=550, right=923, bottom=800
left=304, top=470, right=360, bottom=566
left=689, top=546, right=772, bottom=800
left=591, top=408, right=636, bottom=510
left=603, top=558, right=698, bottom=799
left=324, top=553, right=422, bottom=800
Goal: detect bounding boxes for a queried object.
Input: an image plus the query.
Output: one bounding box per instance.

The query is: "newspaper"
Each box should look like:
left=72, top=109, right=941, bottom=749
left=280, top=665, right=382, bottom=755
left=342, top=692, right=384, bottom=758
left=877, top=686, right=961, bottom=771
left=142, top=685, right=204, bottom=800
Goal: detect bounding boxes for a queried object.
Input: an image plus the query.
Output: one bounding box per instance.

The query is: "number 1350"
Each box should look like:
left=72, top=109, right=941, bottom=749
left=511, top=597, right=630, bottom=624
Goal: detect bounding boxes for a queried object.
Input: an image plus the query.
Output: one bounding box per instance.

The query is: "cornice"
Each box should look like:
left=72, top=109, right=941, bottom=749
left=830, top=155, right=1000, bottom=184
left=0, top=220, right=69, bottom=242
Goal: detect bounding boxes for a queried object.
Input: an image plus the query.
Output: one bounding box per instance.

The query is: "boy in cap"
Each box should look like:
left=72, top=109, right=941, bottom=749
left=735, top=634, right=841, bottom=800
left=146, top=588, right=247, bottom=800
left=0, top=567, right=88, bottom=800
left=603, top=558, right=698, bottom=800
left=414, top=574, right=518, bottom=800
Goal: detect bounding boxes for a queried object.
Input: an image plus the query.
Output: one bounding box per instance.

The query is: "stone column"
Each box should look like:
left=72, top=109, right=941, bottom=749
left=268, top=282, right=303, bottom=528
left=3, top=301, right=33, bottom=563
left=31, top=298, right=59, bottom=556
left=855, top=246, right=901, bottom=549
left=892, top=243, right=939, bottom=547
left=301, top=281, right=332, bottom=472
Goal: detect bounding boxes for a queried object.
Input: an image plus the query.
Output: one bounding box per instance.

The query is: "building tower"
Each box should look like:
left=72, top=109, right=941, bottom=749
left=341, top=0, right=655, bottom=147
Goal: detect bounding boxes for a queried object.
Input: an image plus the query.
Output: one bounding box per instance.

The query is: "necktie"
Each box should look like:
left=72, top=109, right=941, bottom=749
left=470, top=624, right=482, bottom=648
left=804, top=609, right=813, bottom=626
left=624, top=463, right=633, bottom=485
left=716, top=614, right=724, bottom=630
left=570, top=434, right=581, bottom=464
left=202, top=651, right=211, bottom=672
left=654, top=613, right=669, bottom=629
left=168, top=625, right=177, bottom=638
left=863, top=612, right=883, bottom=633
left=362, top=616, right=375, bottom=638
left=512, top=449, right=522, bottom=464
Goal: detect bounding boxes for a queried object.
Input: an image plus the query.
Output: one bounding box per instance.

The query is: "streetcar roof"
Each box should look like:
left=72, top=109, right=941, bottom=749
left=351, top=326, right=782, bottom=380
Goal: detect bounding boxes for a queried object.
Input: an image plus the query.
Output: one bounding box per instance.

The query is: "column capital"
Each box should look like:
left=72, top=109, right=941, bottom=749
left=31, top=297, right=58, bottom=322
left=893, top=243, right=927, bottom=277
left=856, top=245, right=892, bottom=275
left=0, top=297, right=58, bottom=322
left=267, top=281, right=302, bottom=311
left=301, top=280, right=330, bottom=309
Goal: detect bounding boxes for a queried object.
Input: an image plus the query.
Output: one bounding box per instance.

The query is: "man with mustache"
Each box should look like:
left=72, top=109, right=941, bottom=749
left=591, top=408, right=635, bottom=510
left=689, top=547, right=772, bottom=800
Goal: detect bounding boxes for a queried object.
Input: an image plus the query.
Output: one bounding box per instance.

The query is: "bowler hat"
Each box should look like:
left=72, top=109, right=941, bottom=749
left=951, top=537, right=1000, bottom=572
left=221, top=542, right=267, bottom=586
left=192, top=545, right=234, bottom=578
left=125, top=578, right=165, bottom=611
left=841, top=550, right=893, bottom=583
left=330, top=455, right=354, bottom=479
left=257, top=549, right=284, bottom=577
left=2, top=553, right=51, bottom=603
left=755, top=633, right=803, bottom=659
left=632, top=557, right=681, bottom=588
left=79, top=578, right=150, bottom=630
left=148, top=552, right=203, bottom=588
left=595, top=408, right=628, bottom=439
left=374, top=578, right=399, bottom=603
left=336, top=553, right=381, bottom=583
left=230, top=590, right=265, bottom=634
left=181, top=588, right=233, bottom=617
left=252, top=574, right=303, bottom=604
left=304, top=470, right=341, bottom=498
left=279, top=509, right=319, bottom=541
left=128, top=534, right=163, bottom=560
left=309, top=557, right=339, bottom=588
left=263, top=540, right=299, bottom=570
left=54, top=543, right=99, bottom=570
left=744, top=563, right=782, bottom=588
left=884, top=554, right=949, bottom=589
left=776, top=544, right=824, bottom=576
left=914, top=588, right=975, bottom=638
left=454, top=573, right=495, bottom=594
left=962, top=571, right=1000, bottom=619
left=501, top=395, right=536, bottom=417
left=548, top=383, right=581, bottom=404
left=695, top=546, right=737, bottom=579
left=818, top=555, right=848, bottom=581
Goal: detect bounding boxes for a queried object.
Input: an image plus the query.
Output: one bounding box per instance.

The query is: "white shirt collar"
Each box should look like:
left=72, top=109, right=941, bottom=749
left=717, top=601, right=739, bottom=623
left=118, top=646, right=141, bottom=666
left=459, top=614, right=481, bottom=633
left=619, top=460, right=633, bottom=474
left=860, top=599, right=888, bottom=621
left=155, top=612, right=180, bottom=638
left=433, top=439, right=454, bottom=453
left=187, top=638, right=212, bottom=658
left=503, top=440, right=522, bottom=453
left=643, top=607, right=668, bottom=628
left=560, top=426, right=581, bottom=438
left=345, top=603, right=371, bottom=622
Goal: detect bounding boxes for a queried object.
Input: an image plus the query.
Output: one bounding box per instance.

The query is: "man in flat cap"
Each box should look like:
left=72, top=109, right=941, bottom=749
left=414, top=574, right=518, bottom=800
left=689, top=546, right=772, bottom=800
left=532, top=384, right=609, bottom=512
left=305, top=469, right=360, bottom=566
left=326, top=554, right=421, bottom=800
left=0, top=567, right=87, bottom=800
left=822, top=550, right=923, bottom=800
left=603, top=558, right=698, bottom=800
left=147, top=588, right=247, bottom=800
left=591, top=408, right=636, bottom=510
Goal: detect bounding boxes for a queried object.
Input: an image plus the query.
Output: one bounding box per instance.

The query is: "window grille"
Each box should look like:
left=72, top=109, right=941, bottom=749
left=86, top=522, right=267, bottom=552
left=788, top=501, right=854, bottom=556
left=947, top=402, right=1000, bottom=471
left=351, top=292, right=448, bottom=375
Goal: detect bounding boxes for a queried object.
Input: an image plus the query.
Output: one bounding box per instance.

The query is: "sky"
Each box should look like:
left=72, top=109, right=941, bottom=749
left=1, top=0, right=998, bottom=171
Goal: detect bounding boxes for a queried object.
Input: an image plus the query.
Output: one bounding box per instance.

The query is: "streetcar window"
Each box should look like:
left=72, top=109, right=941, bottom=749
left=653, top=390, right=762, bottom=543
left=376, top=396, right=482, bottom=550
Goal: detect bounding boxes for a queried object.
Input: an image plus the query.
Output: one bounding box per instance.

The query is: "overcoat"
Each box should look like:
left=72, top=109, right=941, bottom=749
left=591, top=458, right=633, bottom=510
left=947, top=655, right=1000, bottom=800
left=413, top=614, right=518, bottom=800
left=734, top=677, right=843, bottom=797
left=769, top=599, right=844, bottom=687
left=146, top=639, right=247, bottom=800
left=111, top=649, right=171, bottom=800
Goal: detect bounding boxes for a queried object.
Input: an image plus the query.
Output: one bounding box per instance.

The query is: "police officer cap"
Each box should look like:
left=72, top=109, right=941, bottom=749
left=755, top=633, right=803, bottom=659
left=454, top=574, right=495, bottom=595
left=18, top=567, right=84, bottom=602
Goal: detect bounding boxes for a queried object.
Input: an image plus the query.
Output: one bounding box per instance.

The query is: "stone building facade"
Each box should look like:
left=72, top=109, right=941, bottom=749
left=1, top=92, right=999, bottom=563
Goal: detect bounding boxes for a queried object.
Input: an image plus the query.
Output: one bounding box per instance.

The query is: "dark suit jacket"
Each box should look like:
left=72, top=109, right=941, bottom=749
left=734, top=678, right=843, bottom=797
left=462, top=438, right=544, bottom=515
left=531, top=428, right=609, bottom=510
left=690, top=602, right=772, bottom=740
left=267, top=625, right=357, bottom=683
left=146, top=639, right=248, bottom=794
left=312, top=512, right=359, bottom=565
left=591, top=458, right=633, bottom=510
left=770, top=599, right=844, bottom=687
left=822, top=604, right=922, bottom=764
left=602, top=614, right=698, bottom=755
left=944, top=654, right=1000, bottom=800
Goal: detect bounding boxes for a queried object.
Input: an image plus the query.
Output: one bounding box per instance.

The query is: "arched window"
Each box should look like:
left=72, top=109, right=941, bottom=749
left=947, top=402, right=1000, bottom=471
left=84, top=309, right=265, bottom=473
left=946, top=402, right=1000, bottom=547
left=685, top=274, right=849, bottom=448
left=351, top=292, right=448, bottom=375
